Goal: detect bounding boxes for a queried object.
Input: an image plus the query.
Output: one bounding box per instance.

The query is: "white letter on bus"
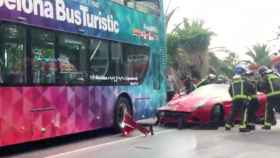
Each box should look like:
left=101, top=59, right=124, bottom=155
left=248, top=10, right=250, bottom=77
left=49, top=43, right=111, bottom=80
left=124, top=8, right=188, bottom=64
left=22, top=0, right=33, bottom=14
left=74, top=10, right=81, bottom=25
left=80, top=5, right=88, bottom=26
left=5, top=0, right=16, bottom=10
left=16, top=0, right=21, bottom=11
left=114, top=21, right=119, bottom=33
left=0, top=0, right=4, bottom=8
left=44, top=0, right=54, bottom=19
left=56, top=0, right=65, bottom=21
left=33, top=0, right=44, bottom=16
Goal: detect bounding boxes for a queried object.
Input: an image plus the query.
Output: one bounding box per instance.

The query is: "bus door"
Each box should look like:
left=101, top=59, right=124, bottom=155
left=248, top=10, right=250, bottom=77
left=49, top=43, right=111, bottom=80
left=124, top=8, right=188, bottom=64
left=0, top=24, right=33, bottom=146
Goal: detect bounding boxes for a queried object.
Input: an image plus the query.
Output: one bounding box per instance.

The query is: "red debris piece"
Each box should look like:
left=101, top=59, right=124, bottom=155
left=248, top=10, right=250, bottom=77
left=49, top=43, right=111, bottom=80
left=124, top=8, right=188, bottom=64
left=121, top=112, right=151, bottom=137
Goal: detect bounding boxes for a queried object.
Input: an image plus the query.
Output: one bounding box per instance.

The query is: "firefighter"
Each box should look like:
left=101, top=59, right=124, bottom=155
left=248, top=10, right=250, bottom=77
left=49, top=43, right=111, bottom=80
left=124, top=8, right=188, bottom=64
left=196, top=74, right=217, bottom=88
left=258, top=66, right=280, bottom=130
left=225, top=68, right=254, bottom=132
left=245, top=71, right=259, bottom=130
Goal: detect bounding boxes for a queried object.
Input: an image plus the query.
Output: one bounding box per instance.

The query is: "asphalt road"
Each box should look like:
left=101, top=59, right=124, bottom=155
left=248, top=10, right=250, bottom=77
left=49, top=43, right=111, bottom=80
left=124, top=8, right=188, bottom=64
left=2, top=123, right=280, bottom=158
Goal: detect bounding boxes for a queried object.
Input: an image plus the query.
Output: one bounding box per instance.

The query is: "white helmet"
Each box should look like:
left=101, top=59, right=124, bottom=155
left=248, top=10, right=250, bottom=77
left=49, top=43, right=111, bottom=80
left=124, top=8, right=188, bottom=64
left=265, top=69, right=273, bottom=74
left=208, top=74, right=216, bottom=80
left=233, top=75, right=241, bottom=80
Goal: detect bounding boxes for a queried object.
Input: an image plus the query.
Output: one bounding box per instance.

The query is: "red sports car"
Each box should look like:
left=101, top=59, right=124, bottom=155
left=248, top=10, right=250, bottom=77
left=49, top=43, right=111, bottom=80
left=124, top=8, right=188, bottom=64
left=157, top=84, right=266, bottom=129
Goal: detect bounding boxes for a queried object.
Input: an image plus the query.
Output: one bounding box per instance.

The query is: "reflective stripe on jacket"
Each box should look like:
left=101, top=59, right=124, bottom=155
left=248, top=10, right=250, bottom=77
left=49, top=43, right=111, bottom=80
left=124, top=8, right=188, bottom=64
left=267, top=74, right=280, bottom=97
left=231, top=80, right=248, bottom=100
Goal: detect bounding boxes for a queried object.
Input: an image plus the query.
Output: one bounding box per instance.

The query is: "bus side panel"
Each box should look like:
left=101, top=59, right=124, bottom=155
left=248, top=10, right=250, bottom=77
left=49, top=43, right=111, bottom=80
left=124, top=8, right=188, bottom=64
left=89, top=87, right=103, bottom=130
left=73, top=87, right=90, bottom=132
left=23, top=87, right=55, bottom=141
left=0, top=87, right=32, bottom=146
left=53, top=86, right=71, bottom=137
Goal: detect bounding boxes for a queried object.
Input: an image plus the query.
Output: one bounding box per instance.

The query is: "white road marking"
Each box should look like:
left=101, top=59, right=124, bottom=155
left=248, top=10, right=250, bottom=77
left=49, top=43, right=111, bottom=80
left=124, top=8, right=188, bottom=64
left=45, top=129, right=176, bottom=158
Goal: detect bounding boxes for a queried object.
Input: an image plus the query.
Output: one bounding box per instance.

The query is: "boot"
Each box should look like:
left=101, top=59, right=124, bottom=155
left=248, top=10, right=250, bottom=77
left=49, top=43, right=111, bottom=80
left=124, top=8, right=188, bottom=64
left=225, top=124, right=232, bottom=131
left=239, top=128, right=250, bottom=132
left=225, top=126, right=231, bottom=131
left=247, top=124, right=255, bottom=130
left=262, top=125, right=271, bottom=130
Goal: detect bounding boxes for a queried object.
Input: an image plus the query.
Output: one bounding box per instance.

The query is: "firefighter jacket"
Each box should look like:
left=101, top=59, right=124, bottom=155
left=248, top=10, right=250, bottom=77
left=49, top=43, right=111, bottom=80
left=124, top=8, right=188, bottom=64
left=229, top=78, right=254, bottom=101
left=258, top=73, right=280, bottom=97
left=246, top=78, right=258, bottom=98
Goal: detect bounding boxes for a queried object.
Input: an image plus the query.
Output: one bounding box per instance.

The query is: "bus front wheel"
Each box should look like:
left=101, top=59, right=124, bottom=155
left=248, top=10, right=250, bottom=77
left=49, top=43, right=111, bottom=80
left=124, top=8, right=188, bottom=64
left=113, top=97, right=132, bottom=132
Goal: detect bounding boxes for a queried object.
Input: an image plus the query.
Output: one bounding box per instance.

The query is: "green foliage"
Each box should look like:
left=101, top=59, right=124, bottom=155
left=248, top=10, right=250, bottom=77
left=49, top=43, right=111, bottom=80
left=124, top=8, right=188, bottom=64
left=246, top=44, right=270, bottom=66
left=208, top=52, right=240, bottom=77
left=166, top=18, right=214, bottom=65
left=175, top=19, right=215, bottom=53
left=222, top=52, right=240, bottom=77
left=165, top=7, right=178, bottom=29
left=166, top=18, right=215, bottom=79
left=166, top=33, right=179, bottom=65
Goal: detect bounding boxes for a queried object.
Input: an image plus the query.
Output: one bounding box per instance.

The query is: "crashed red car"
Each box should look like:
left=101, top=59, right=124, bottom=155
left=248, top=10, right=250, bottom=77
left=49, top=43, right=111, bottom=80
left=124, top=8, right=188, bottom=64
left=157, top=84, right=266, bottom=129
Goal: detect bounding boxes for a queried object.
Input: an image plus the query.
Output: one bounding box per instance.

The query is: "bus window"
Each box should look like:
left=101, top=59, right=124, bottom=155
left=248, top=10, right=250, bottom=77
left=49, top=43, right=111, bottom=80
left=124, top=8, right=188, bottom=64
left=122, top=44, right=149, bottom=84
left=136, top=0, right=160, bottom=15
left=112, top=0, right=135, bottom=8
left=57, top=34, right=88, bottom=84
left=31, top=29, right=56, bottom=84
left=0, top=24, right=27, bottom=85
left=89, top=39, right=109, bottom=83
left=111, top=42, right=123, bottom=77
left=112, top=0, right=125, bottom=5
left=125, top=0, right=136, bottom=8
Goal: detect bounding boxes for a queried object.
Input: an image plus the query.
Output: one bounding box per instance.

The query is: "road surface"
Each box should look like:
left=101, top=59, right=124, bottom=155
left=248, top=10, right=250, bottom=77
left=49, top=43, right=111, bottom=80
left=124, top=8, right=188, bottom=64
left=2, top=124, right=280, bottom=158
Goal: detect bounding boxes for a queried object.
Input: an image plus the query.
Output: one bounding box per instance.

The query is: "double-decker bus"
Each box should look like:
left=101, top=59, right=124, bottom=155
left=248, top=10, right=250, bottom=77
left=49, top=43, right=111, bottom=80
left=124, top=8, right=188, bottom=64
left=0, top=0, right=166, bottom=147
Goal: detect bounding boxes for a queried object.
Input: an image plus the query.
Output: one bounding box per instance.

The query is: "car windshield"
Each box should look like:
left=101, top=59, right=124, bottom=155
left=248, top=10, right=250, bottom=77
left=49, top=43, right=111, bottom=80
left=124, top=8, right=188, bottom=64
left=191, top=84, right=231, bottom=100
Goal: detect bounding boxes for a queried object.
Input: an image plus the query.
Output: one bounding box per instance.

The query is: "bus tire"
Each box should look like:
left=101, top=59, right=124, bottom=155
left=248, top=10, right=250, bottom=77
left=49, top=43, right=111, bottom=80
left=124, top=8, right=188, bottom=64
left=113, top=97, right=132, bottom=132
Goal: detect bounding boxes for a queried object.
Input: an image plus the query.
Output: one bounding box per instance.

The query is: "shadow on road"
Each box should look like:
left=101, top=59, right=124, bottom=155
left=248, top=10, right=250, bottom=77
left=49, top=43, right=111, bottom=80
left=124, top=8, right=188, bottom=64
left=160, top=123, right=220, bottom=130
left=0, top=128, right=116, bottom=157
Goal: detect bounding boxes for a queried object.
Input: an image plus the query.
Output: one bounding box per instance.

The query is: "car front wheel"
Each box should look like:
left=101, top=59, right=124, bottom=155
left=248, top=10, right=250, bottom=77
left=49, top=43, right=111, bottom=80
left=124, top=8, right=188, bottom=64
left=209, top=105, right=223, bottom=129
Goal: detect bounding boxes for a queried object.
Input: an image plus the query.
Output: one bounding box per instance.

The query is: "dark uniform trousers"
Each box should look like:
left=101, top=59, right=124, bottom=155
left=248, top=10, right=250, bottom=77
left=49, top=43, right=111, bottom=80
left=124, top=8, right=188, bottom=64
left=265, top=94, right=280, bottom=126
left=247, top=97, right=259, bottom=124
left=226, top=99, right=249, bottom=128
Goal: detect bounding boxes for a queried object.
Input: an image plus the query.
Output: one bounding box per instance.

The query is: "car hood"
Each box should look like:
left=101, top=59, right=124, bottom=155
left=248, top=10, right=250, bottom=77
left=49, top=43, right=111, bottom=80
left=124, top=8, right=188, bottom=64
left=158, top=94, right=212, bottom=112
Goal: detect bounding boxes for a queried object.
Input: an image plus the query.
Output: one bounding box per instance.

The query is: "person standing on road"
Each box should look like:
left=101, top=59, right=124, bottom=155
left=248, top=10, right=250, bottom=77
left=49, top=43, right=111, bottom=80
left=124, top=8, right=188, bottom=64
left=258, top=66, right=280, bottom=130
left=165, top=68, right=178, bottom=102
left=225, top=68, right=253, bottom=132
left=245, top=71, right=259, bottom=130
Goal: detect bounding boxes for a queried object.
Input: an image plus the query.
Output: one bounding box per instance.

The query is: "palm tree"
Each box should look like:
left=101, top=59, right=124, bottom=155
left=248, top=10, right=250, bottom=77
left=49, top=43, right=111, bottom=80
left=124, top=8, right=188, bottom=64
left=166, top=18, right=215, bottom=79
left=246, top=44, right=271, bottom=66
left=175, top=19, right=215, bottom=78
left=176, top=19, right=215, bottom=54
left=164, top=0, right=179, bottom=31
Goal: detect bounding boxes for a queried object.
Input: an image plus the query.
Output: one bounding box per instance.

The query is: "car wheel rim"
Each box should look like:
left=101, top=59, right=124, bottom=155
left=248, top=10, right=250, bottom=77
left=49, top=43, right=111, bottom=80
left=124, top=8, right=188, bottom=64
left=212, top=106, right=221, bottom=121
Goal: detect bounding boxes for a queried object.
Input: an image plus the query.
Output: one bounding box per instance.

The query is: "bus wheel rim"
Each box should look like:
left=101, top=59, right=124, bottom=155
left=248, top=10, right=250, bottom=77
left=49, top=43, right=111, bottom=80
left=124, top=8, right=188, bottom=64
left=118, top=102, right=128, bottom=127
